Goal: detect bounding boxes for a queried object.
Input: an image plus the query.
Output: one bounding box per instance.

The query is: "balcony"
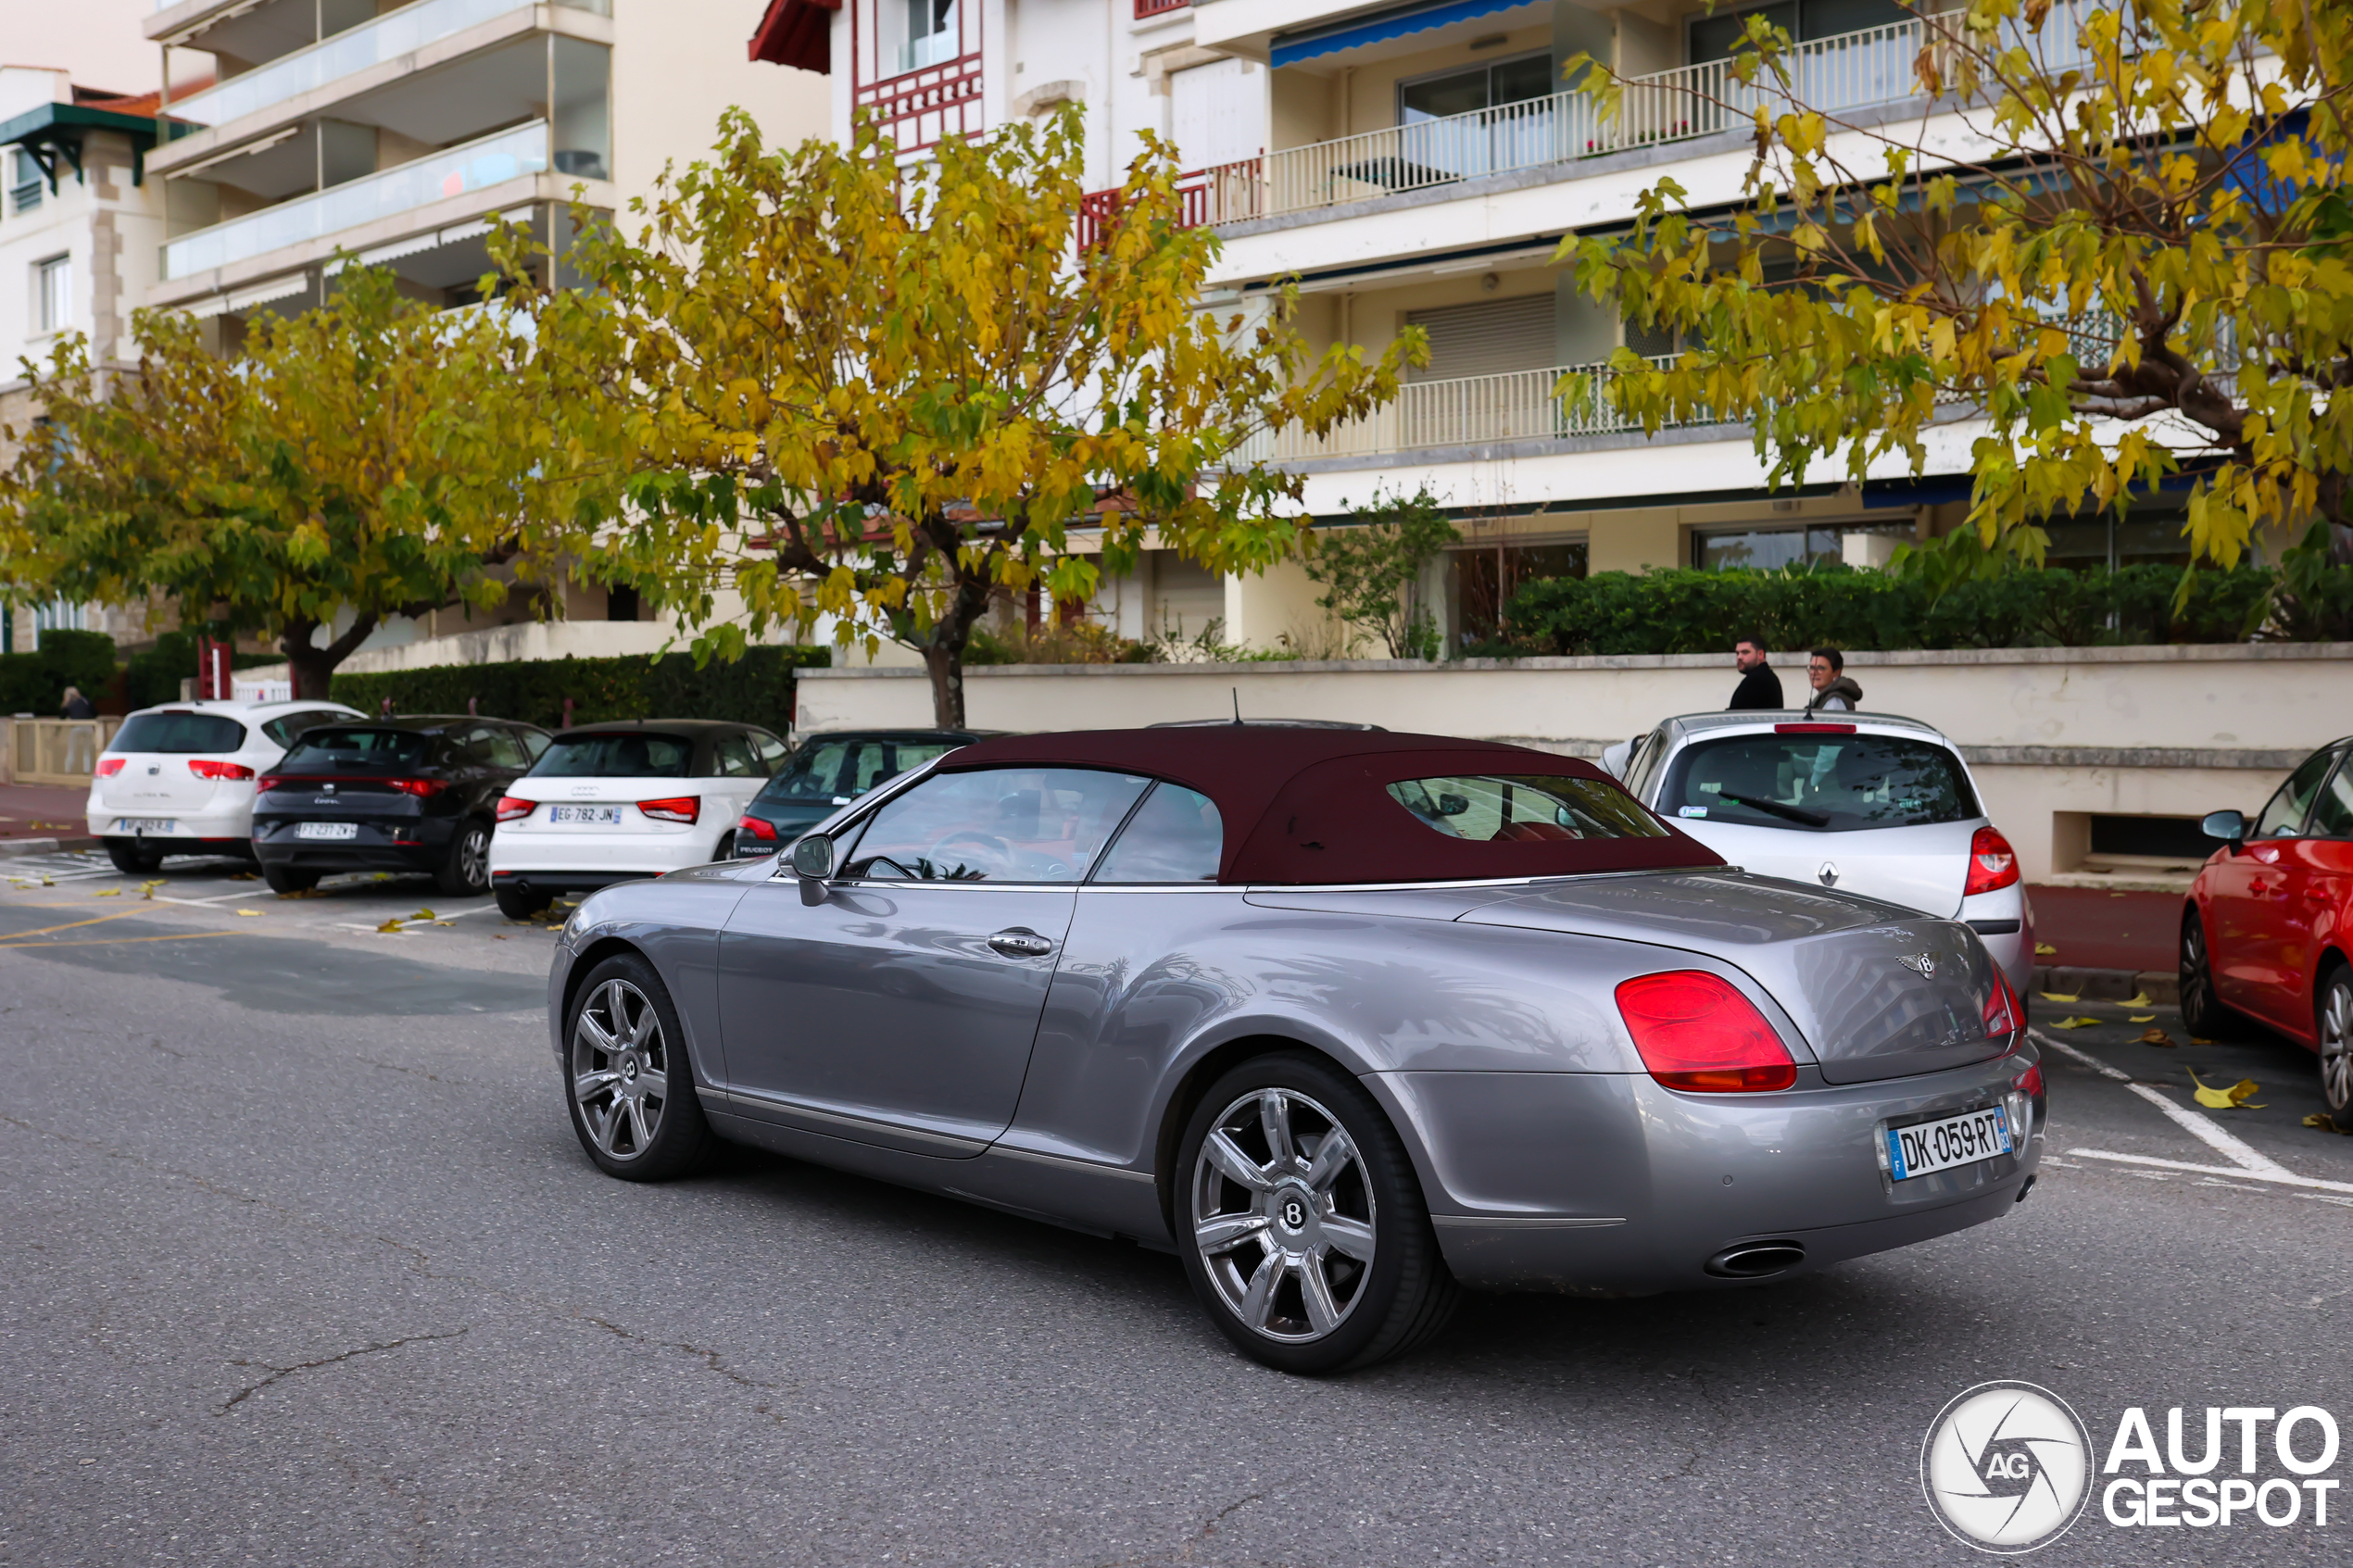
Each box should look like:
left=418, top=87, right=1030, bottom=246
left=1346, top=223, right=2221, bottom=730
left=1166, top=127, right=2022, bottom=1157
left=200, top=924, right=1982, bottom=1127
left=1243, top=356, right=1695, bottom=466
left=163, top=119, right=550, bottom=281
left=1259, top=19, right=1931, bottom=220
left=1076, top=158, right=1265, bottom=245
left=169, top=0, right=608, bottom=134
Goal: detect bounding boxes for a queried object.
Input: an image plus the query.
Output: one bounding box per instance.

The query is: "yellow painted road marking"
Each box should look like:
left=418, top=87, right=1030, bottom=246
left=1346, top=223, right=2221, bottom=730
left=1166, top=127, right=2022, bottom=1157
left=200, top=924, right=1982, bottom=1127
left=0, top=909, right=157, bottom=941
left=0, top=930, right=253, bottom=950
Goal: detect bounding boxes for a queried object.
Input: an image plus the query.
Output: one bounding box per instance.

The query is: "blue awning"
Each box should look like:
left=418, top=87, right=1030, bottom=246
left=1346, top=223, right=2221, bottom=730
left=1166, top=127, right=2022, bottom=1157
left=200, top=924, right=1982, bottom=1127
left=1272, top=0, right=1533, bottom=70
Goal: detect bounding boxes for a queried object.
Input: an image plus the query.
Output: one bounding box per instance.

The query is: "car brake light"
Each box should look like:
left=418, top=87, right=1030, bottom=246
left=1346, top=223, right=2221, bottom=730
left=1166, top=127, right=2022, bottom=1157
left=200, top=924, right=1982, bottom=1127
left=1615, top=971, right=1799, bottom=1093
left=1965, top=825, right=2020, bottom=896
left=1775, top=722, right=1855, bottom=734
left=2012, top=1062, right=2044, bottom=1099
left=738, top=814, right=777, bottom=841
left=96, top=758, right=125, bottom=776
left=638, top=796, right=700, bottom=824
left=386, top=778, right=446, bottom=797
left=1983, top=969, right=2020, bottom=1042
left=188, top=759, right=256, bottom=781
left=497, top=796, right=535, bottom=822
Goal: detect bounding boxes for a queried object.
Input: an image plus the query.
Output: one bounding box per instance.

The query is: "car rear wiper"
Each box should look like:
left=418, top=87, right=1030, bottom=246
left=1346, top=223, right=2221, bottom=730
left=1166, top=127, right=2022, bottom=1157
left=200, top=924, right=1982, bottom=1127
left=1717, top=790, right=1831, bottom=827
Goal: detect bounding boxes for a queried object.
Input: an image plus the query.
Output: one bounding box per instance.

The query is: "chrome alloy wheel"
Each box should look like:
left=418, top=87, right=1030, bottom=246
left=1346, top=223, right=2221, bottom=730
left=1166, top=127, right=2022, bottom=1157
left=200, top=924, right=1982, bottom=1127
left=571, top=978, right=673, bottom=1160
left=2321, top=972, right=2353, bottom=1119
left=458, top=823, right=490, bottom=891
left=1189, top=1088, right=1377, bottom=1343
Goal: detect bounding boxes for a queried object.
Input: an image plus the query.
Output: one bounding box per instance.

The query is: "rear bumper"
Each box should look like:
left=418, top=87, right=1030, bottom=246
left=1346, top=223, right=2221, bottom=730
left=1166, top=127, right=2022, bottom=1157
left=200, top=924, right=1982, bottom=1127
left=1377, top=1045, right=2043, bottom=1294
left=494, top=869, right=655, bottom=896
left=89, top=801, right=253, bottom=843
left=98, top=834, right=254, bottom=859
left=251, top=815, right=456, bottom=874
left=488, top=826, right=716, bottom=879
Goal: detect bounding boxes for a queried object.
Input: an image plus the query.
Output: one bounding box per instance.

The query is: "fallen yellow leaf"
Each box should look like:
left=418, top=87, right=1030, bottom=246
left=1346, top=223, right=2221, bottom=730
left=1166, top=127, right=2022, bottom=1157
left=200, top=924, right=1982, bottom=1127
left=410, top=908, right=436, bottom=921
left=2041, top=992, right=2081, bottom=1003
left=92, top=888, right=120, bottom=897
left=376, top=918, right=405, bottom=933
left=2048, top=1016, right=2104, bottom=1029
left=2137, top=1028, right=2176, bottom=1047
left=2129, top=1014, right=2158, bottom=1023
left=2303, top=1113, right=2351, bottom=1135
left=275, top=887, right=323, bottom=900
left=2035, top=943, right=2057, bottom=956
left=2190, top=1037, right=2215, bottom=1047
left=234, top=909, right=262, bottom=918
left=2189, top=1072, right=2264, bottom=1110
left=138, top=880, right=163, bottom=900
left=2122, top=993, right=2156, bottom=1009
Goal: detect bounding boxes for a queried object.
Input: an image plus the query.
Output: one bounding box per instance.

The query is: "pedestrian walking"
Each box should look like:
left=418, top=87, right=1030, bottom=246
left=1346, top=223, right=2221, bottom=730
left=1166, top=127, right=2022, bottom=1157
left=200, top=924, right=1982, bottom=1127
left=1727, top=635, right=1784, bottom=710
left=1806, top=647, right=1865, bottom=711
left=59, top=685, right=98, bottom=774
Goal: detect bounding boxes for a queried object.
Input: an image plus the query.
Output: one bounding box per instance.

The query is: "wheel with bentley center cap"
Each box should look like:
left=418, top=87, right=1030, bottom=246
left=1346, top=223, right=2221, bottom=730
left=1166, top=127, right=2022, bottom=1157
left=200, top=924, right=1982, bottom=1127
left=565, top=953, right=714, bottom=1180
left=1176, top=1052, right=1458, bottom=1374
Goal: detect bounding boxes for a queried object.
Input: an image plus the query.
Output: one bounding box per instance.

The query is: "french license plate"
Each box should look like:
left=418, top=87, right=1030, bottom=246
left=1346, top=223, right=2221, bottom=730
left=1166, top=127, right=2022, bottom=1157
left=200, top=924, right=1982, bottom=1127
left=548, top=806, right=623, bottom=825
left=1886, top=1108, right=2014, bottom=1181
left=119, top=818, right=175, bottom=834
left=296, top=821, right=359, bottom=841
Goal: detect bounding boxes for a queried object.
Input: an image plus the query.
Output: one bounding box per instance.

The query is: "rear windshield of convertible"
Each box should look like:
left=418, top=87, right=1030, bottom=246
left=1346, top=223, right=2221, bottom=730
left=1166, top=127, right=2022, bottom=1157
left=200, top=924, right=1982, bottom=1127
left=1389, top=774, right=1670, bottom=842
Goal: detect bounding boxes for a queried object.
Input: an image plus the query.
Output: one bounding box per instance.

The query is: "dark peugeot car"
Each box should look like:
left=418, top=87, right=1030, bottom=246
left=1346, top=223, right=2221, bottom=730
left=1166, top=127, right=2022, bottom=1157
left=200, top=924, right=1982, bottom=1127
left=734, top=729, right=997, bottom=854
left=252, top=717, right=549, bottom=896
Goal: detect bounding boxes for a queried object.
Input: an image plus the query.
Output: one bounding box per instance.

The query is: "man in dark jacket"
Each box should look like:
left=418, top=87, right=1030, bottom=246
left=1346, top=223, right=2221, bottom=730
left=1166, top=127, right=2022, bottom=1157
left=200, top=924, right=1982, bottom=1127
left=1728, top=636, right=1783, bottom=710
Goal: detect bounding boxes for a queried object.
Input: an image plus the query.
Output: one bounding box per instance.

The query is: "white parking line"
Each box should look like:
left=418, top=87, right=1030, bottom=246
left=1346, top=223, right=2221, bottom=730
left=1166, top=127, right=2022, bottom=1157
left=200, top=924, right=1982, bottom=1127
left=2031, top=1027, right=2353, bottom=1196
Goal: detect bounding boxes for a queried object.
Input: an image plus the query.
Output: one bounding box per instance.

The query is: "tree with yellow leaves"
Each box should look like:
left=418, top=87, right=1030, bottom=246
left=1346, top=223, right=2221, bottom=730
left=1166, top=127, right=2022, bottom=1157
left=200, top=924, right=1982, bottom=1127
left=1, top=268, right=572, bottom=697
left=520, top=107, right=1417, bottom=726
left=1558, top=0, right=2353, bottom=609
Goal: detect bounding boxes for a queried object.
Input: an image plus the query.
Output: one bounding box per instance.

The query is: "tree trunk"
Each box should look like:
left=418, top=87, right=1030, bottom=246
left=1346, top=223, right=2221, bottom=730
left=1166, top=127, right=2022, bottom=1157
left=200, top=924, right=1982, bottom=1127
left=280, top=614, right=379, bottom=702
left=924, top=642, right=965, bottom=728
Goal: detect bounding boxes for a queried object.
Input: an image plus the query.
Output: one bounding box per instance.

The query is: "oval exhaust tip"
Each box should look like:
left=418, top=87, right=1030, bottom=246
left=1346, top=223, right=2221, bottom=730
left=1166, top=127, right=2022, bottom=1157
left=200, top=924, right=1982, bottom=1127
left=1705, top=1241, right=1807, bottom=1279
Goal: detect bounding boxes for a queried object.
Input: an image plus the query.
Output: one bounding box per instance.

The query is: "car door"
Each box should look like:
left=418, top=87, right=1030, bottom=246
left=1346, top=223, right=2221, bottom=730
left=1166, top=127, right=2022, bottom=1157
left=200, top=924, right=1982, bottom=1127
left=714, top=764, right=1152, bottom=1153
left=2270, top=748, right=2353, bottom=1044
left=2209, top=746, right=2337, bottom=1024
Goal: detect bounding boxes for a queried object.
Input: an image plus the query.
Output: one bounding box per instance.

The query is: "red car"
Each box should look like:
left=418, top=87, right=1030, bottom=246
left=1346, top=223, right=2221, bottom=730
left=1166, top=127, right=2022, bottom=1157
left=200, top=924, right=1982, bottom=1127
left=2181, top=736, right=2353, bottom=1129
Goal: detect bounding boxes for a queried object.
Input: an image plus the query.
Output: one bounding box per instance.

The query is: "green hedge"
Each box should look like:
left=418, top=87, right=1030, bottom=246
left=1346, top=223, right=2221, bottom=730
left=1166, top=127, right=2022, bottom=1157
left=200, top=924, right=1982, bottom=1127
left=328, top=646, right=831, bottom=732
left=1504, top=563, right=2352, bottom=657
left=0, top=630, right=120, bottom=716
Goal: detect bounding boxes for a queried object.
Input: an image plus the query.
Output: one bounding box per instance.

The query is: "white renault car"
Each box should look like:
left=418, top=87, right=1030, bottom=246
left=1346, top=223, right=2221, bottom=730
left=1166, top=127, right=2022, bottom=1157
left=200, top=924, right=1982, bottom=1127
left=1603, top=709, right=2033, bottom=988
left=85, top=697, right=363, bottom=874
left=487, top=719, right=787, bottom=919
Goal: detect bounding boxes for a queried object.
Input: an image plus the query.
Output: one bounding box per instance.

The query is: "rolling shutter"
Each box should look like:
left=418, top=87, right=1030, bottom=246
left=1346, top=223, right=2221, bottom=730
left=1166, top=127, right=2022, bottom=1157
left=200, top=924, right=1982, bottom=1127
left=1404, top=294, right=1557, bottom=382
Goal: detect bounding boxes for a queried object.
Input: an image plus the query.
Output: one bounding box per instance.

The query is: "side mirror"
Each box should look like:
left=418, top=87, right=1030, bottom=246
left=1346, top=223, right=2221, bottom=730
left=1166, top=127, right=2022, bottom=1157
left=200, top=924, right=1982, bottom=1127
left=791, top=833, right=836, bottom=905
left=1436, top=792, right=1470, bottom=817
left=2200, top=809, right=2246, bottom=848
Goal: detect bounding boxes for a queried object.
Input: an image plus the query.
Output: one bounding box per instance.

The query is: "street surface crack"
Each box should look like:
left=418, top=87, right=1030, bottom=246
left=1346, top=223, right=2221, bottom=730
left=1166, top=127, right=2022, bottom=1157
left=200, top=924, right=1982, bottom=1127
left=217, top=1328, right=469, bottom=1415
left=584, top=1316, right=782, bottom=1393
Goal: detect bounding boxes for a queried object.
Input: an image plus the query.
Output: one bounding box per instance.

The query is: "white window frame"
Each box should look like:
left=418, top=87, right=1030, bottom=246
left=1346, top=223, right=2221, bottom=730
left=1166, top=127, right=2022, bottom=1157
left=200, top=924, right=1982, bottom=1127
left=35, top=253, right=73, bottom=335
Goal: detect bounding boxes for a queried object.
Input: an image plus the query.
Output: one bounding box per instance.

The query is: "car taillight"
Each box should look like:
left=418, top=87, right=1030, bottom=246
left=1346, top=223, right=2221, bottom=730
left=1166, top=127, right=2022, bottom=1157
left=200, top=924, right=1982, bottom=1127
left=1774, top=722, right=1856, bottom=734
left=95, top=758, right=126, bottom=776
left=2012, top=1062, right=2044, bottom=1099
left=1965, top=825, right=2020, bottom=896
left=1983, top=969, right=2020, bottom=1046
left=1615, top=970, right=1799, bottom=1093
left=385, top=778, right=446, bottom=797
left=738, top=814, right=777, bottom=841
left=257, top=774, right=286, bottom=792
left=638, top=796, right=700, bottom=824
left=188, top=759, right=256, bottom=781
left=496, top=796, right=535, bottom=822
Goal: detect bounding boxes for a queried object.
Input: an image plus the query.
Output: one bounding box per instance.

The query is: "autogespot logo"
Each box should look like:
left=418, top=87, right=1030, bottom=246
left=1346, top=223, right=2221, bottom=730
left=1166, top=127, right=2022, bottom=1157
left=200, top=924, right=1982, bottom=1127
left=1921, top=1382, right=2095, bottom=1552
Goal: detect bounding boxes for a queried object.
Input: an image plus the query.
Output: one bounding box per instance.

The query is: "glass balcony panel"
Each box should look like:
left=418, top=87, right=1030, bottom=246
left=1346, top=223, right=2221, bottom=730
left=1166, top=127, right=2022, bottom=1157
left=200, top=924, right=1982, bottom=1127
left=164, top=120, right=547, bottom=279
left=169, top=0, right=606, bottom=130
left=551, top=36, right=610, bottom=182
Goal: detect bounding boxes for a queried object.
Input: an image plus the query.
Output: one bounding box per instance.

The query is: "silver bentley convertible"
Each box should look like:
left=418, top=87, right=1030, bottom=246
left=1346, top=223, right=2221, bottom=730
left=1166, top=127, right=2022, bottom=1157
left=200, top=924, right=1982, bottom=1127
left=547, top=729, right=2044, bottom=1373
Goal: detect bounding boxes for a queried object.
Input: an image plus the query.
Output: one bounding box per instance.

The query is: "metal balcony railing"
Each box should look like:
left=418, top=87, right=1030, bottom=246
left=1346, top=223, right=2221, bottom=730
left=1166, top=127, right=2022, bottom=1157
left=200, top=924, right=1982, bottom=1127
left=1254, top=10, right=2105, bottom=220
left=1233, top=355, right=1692, bottom=465
left=1135, top=0, right=1191, bottom=17
left=1076, top=157, right=1265, bottom=245
left=163, top=119, right=549, bottom=280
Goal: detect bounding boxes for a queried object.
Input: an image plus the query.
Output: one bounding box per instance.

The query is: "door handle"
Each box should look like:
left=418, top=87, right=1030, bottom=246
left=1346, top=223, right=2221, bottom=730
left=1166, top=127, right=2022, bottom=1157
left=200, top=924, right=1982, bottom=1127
left=987, top=928, right=1056, bottom=959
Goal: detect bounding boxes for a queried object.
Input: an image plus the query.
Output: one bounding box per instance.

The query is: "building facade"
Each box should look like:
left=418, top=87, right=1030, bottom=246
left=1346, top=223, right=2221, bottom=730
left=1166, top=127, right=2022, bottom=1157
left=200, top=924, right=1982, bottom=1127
left=750, top=0, right=2199, bottom=656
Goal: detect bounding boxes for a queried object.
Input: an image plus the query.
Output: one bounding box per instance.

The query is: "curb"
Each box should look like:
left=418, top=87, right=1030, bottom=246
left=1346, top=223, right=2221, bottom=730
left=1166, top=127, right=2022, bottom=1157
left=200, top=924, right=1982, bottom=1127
left=2032, top=964, right=2179, bottom=1007
left=0, top=836, right=101, bottom=859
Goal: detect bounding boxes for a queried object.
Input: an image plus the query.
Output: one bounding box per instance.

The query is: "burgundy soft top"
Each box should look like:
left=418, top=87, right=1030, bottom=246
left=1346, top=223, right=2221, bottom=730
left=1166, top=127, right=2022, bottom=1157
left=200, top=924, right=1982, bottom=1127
left=937, top=728, right=1724, bottom=885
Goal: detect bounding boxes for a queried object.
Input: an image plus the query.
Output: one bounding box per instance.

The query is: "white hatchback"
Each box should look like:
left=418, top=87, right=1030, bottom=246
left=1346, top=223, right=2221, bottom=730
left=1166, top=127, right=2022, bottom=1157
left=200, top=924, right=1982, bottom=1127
left=1603, top=709, right=2034, bottom=989
left=85, top=697, right=364, bottom=874
left=487, top=720, right=787, bottom=919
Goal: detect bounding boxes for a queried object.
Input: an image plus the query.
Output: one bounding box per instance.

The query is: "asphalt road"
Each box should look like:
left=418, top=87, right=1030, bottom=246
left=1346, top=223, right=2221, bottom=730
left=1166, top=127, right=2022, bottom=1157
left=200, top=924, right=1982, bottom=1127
left=3, top=853, right=2350, bottom=1566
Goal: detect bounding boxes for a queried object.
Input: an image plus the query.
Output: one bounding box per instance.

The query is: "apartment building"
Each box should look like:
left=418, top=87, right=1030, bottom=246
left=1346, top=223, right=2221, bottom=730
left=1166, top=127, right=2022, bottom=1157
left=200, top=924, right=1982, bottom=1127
left=130, top=0, right=831, bottom=669
left=749, top=0, right=2196, bottom=654
left=0, top=65, right=181, bottom=657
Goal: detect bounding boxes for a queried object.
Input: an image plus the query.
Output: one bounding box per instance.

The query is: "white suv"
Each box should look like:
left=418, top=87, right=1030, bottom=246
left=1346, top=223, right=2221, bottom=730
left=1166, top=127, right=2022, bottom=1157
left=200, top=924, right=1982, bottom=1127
left=86, top=698, right=362, bottom=874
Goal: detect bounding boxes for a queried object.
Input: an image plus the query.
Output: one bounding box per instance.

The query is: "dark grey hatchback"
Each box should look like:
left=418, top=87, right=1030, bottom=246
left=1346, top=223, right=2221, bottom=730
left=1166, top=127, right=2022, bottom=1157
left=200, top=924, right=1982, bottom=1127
left=252, top=717, right=549, bottom=896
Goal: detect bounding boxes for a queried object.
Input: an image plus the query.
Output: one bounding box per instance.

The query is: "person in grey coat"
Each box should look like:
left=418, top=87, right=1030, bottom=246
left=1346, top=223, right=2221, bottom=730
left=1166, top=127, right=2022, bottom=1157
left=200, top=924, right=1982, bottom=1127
left=1806, top=647, right=1865, bottom=711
